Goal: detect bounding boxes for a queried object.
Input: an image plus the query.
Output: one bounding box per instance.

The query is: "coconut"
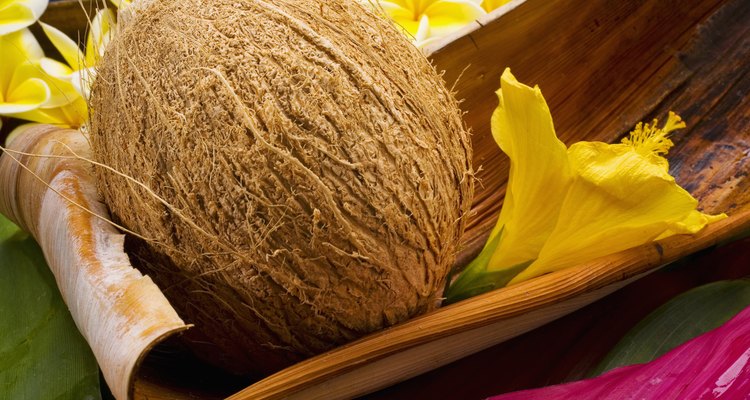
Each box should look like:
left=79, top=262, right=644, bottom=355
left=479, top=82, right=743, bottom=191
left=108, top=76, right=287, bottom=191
left=89, top=0, right=473, bottom=375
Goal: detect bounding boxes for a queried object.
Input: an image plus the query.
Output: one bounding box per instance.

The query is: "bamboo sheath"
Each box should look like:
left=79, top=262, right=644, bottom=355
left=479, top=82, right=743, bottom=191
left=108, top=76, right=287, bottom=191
left=0, top=126, right=187, bottom=400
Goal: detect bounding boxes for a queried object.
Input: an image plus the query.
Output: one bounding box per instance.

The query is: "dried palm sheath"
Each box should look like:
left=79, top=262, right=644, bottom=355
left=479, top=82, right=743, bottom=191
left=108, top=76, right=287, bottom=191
left=0, top=125, right=188, bottom=400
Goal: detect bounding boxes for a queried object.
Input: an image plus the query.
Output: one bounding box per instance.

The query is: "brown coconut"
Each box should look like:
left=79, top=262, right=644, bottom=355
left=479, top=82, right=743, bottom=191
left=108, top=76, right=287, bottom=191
left=89, top=0, right=473, bottom=375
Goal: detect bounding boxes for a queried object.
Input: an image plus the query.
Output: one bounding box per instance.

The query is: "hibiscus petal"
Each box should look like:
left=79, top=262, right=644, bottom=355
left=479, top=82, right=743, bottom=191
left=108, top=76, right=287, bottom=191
left=510, top=141, right=716, bottom=284
left=655, top=209, right=727, bottom=239
left=447, top=72, right=724, bottom=301
left=445, top=227, right=533, bottom=303
left=486, top=69, right=572, bottom=271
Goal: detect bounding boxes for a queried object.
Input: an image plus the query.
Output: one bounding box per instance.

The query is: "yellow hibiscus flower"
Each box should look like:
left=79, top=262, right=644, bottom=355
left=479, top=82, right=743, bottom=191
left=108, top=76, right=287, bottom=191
left=445, top=69, right=725, bottom=302
left=370, top=0, right=486, bottom=47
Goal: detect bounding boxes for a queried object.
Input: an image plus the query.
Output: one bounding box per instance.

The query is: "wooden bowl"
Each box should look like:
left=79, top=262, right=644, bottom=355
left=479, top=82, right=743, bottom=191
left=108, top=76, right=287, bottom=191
left=32, top=0, right=750, bottom=398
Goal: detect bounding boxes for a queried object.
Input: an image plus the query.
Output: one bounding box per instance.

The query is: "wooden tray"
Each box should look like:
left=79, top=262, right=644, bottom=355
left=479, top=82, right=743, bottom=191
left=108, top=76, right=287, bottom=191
left=30, top=0, right=750, bottom=398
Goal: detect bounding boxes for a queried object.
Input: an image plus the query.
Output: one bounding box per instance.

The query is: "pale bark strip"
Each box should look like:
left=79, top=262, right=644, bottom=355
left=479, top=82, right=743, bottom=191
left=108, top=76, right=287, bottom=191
left=0, top=125, right=187, bottom=400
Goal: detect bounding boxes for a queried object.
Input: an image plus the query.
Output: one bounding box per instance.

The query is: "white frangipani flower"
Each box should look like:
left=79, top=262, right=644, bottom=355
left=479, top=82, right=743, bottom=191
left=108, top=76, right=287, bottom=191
left=40, top=7, right=115, bottom=98
left=369, top=0, right=486, bottom=47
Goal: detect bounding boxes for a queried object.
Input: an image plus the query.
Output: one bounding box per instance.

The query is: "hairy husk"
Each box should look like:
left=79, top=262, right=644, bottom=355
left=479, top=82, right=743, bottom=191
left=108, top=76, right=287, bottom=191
left=89, top=0, right=473, bottom=375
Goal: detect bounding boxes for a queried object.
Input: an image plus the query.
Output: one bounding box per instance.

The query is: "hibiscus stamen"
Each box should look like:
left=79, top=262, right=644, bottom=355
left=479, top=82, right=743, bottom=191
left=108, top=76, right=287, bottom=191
left=621, top=111, right=686, bottom=156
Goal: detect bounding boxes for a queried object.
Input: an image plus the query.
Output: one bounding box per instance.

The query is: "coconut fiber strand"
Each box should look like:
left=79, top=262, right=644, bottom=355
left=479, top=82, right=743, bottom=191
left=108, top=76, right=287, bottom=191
left=89, top=0, right=473, bottom=375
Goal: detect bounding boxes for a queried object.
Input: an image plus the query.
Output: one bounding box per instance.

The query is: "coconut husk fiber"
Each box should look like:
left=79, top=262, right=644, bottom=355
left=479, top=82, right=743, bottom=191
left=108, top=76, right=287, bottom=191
left=89, top=0, right=473, bottom=375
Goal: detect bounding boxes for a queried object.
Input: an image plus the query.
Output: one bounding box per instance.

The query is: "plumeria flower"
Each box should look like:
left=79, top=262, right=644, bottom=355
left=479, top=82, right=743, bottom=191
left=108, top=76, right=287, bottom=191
left=369, top=0, right=486, bottom=47
left=40, top=7, right=116, bottom=99
left=445, top=69, right=725, bottom=302
left=0, top=2, right=92, bottom=129
left=110, top=0, right=131, bottom=9
left=0, top=28, right=87, bottom=128
left=11, top=91, right=88, bottom=127
left=0, top=0, right=47, bottom=35
left=481, top=0, right=512, bottom=12
left=0, top=29, right=50, bottom=116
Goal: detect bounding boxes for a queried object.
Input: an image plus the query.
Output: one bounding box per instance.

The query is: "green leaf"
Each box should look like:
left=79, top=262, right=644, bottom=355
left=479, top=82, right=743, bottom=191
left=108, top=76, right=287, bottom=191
left=0, top=214, right=101, bottom=399
left=590, top=279, right=750, bottom=377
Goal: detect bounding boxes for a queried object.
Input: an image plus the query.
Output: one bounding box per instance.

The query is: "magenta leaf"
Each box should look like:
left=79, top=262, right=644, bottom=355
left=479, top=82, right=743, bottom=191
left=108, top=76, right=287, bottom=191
left=488, top=302, right=750, bottom=399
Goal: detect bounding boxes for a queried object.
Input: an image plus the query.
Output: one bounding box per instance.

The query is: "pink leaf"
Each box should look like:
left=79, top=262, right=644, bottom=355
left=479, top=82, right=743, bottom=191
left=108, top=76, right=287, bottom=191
left=489, top=305, right=750, bottom=399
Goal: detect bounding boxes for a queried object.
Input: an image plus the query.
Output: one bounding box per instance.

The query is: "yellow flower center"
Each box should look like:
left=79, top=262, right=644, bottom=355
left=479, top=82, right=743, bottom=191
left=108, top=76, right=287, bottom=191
left=409, top=0, right=430, bottom=21
left=621, top=111, right=686, bottom=157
